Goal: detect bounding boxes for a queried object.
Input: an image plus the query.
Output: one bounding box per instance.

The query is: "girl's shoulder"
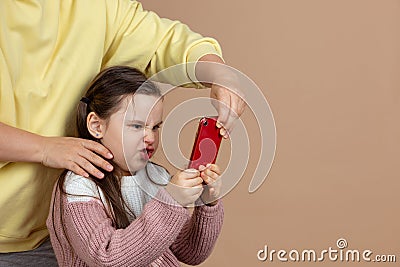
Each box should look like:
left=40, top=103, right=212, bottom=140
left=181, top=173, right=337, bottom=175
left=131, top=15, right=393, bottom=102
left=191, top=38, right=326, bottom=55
left=63, top=171, right=102, bottom=203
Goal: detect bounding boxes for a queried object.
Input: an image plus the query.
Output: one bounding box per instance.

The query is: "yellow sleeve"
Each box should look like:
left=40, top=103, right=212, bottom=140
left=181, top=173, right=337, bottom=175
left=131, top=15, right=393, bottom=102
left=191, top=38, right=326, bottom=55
left=103, top=0, right=223, bottom=88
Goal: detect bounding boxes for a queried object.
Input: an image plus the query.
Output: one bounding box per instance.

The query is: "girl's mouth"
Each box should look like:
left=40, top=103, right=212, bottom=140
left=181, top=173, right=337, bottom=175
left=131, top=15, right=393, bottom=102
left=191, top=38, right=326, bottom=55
left=141, top=148, right=154, bottom=160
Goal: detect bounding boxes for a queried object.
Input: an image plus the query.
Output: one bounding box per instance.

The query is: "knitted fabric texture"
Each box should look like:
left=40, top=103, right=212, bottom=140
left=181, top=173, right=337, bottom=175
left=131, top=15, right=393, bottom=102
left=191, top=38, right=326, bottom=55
left=47, top=164, right=224, bottom=266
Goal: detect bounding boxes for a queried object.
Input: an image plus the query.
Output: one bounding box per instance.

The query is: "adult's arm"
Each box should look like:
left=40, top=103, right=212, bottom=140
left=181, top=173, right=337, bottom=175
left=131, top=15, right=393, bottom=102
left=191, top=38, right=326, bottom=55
left=103, top=1, right=222, bottom=86
left=103, top=1, right=245, bottom=133
left=0, top=122, right=113, bottom=178
left=196, top=54, right=247, bottom=136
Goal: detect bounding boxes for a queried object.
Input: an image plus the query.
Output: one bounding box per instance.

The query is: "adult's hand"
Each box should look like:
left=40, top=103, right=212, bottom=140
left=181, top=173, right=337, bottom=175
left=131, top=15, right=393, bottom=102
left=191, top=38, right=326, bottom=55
left=0, top=122, right=113, bottom=179
left=40, top=136, right=114, bottom=179
left=196, top=54, right=246, bottom=138
left=210, top=83, right=245, bottom=138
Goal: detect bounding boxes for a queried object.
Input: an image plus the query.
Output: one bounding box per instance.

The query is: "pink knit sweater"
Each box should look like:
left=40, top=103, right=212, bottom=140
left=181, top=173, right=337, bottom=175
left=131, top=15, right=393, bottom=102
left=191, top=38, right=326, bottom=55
left=47, top=186, right=224, bottom=266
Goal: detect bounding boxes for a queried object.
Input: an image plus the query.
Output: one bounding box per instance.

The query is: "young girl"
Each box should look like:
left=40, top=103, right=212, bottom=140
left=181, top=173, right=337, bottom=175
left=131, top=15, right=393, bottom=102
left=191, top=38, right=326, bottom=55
left=47, top=66, right=224, bottom=266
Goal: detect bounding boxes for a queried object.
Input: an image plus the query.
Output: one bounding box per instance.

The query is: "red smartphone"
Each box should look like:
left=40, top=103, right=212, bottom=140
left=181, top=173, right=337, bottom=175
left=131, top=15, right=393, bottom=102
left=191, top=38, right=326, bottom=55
left=188, top=117, right=222, bottom=170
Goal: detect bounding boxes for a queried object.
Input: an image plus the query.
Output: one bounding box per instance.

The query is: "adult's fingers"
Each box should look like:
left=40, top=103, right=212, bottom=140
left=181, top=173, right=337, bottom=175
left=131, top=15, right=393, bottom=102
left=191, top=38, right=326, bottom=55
left=68, top=162, right=89, bottom=178
left=212, top=85, right=245, bottom=134
left=211, top=86, right=230, bottom=126
left=78, top=146, right=114, bottom=173
left=74, top=156, right=105, bottom=179
left=230, top=90, right=246, bottom=117
left=216, top=104, right=230, bottom=130
left=221, top=112, right=238, bottom=136
left=82, top=140, right=113, bottom=160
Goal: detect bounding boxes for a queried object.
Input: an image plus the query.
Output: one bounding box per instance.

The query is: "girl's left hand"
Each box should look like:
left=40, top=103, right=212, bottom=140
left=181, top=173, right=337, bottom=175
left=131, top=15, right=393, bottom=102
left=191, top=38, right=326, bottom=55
left=199, top=164, right=222, bottom=206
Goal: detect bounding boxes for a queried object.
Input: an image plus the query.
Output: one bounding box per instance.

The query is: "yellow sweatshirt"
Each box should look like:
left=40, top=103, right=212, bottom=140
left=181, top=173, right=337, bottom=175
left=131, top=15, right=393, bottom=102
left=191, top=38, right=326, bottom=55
left=0, top=0, right=222, bottom=252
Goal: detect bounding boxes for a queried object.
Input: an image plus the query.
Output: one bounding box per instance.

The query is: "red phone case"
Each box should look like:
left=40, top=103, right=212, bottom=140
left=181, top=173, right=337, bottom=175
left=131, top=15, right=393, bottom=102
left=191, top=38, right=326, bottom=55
left=188, top=117, right=222, bottom=169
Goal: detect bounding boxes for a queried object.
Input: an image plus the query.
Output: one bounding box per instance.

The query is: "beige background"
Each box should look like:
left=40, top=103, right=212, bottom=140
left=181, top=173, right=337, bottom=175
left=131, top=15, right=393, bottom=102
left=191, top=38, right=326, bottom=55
left=142, top=1, right=400, bottom=266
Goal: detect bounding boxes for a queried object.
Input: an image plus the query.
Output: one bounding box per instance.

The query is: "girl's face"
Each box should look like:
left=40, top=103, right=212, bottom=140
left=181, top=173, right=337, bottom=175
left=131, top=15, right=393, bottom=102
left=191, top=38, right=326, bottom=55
left=101, top=94, right=163, bottom=175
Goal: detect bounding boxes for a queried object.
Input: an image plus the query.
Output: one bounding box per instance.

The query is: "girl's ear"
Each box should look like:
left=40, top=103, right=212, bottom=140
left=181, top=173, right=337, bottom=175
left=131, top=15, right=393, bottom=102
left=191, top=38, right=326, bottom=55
left=87, top=112, right=106, bottom=139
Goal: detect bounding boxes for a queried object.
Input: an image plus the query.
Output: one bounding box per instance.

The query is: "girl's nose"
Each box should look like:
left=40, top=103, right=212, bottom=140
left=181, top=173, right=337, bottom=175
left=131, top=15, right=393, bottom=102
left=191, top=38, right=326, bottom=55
left=144, top=128, right=155, bottom=144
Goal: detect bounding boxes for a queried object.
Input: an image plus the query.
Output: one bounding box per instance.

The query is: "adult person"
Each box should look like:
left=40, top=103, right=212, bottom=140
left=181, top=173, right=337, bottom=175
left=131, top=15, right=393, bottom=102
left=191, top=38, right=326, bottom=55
left=0, top=0, right=245, bottom=265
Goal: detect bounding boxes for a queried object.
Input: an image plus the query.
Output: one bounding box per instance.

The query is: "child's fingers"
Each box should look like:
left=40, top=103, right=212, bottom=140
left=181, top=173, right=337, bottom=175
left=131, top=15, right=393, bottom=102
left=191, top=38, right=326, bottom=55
left=210, top=187, right=220, bottom=197
left=201, top=172, right=212, bottom=184
left=201, top=172, right=219, bottom=185
left=202, top=168, right=219, bottom=180
left=194, top=188, right=204, bottom=199
left=182, top=177, right=203, bottom=188
left=187, top=186, right=203, bottom=201
left=206, top=163, right=221, bottom=176
left=181, top=169, right=200, bottom=179
left=213, top=186, right=221, bottom=197
left=210, top=188, right=215, bottom=195
left=198, top=165, right=206, bottom=171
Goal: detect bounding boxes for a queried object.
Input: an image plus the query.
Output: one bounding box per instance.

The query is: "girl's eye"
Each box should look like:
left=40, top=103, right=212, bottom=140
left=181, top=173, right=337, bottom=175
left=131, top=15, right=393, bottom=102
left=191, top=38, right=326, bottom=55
left=152, top=125, right=161, bottom=131
left=130, top=124, right=143, bottom=130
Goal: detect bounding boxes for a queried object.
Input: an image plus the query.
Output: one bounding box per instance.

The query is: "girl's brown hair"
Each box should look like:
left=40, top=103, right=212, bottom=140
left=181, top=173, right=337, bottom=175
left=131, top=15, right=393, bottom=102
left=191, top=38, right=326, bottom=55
left=53, top=66, right=162, bottom=243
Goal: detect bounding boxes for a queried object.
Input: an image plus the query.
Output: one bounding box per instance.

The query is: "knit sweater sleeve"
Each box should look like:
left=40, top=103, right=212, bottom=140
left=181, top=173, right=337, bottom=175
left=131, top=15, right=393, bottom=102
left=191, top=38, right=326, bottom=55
left=63, top=188, right=190, bottom=266
left=170, top=200, right=224, bottom=265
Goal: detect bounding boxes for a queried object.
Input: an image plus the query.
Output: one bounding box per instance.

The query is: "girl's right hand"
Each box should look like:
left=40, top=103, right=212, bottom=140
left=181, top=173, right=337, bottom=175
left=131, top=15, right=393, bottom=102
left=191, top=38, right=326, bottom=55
left=40, top=136, right=114, bottom=179
left=165, top=169, right=204, bottom=207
